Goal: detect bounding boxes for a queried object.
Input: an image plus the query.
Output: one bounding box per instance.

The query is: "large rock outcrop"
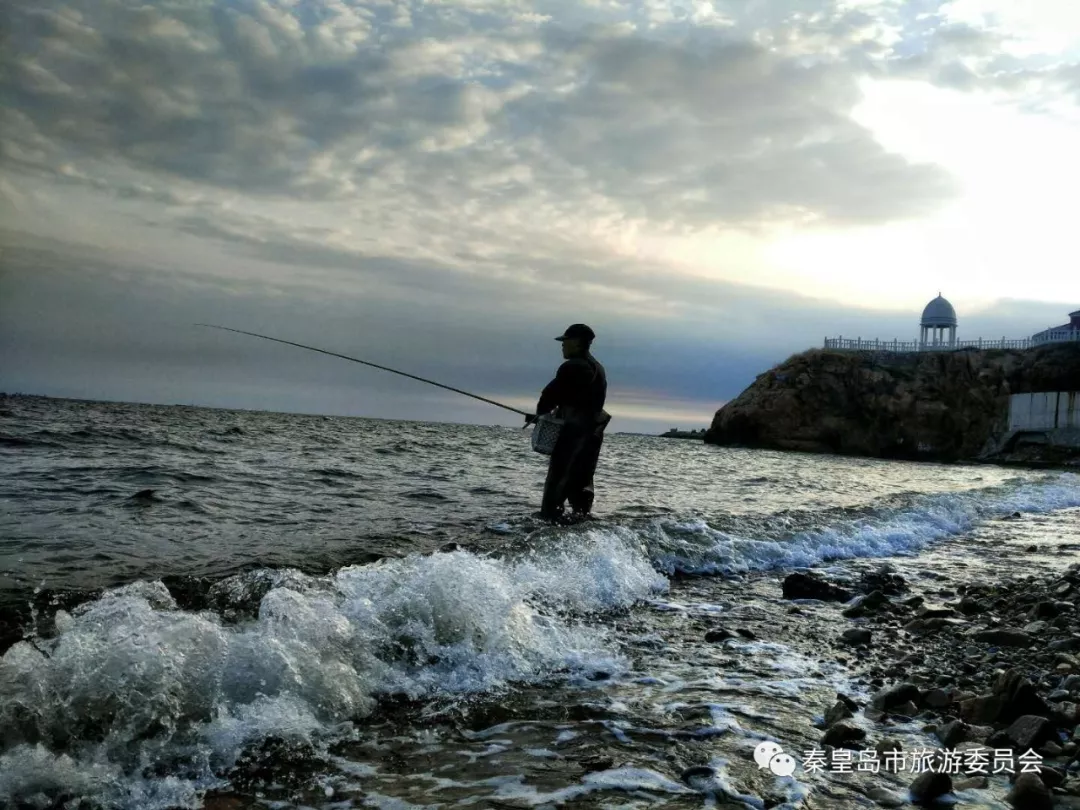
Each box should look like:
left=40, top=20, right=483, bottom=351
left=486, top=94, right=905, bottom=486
left=704, top=344, right=1080, bottom=463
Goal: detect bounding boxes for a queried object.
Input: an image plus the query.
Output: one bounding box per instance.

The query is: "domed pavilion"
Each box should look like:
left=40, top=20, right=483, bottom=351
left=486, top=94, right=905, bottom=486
left=920, top=293, right=957, bottom=349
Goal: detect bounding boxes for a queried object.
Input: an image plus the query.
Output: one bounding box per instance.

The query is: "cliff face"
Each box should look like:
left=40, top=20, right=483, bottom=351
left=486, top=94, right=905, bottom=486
left=704, top=343, right=1080, bottom=463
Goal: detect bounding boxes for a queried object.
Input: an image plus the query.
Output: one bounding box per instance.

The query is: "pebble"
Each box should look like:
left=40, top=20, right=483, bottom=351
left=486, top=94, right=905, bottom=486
left=821, top=720, right=866, bottom=749
left=704, top=628, right=737, bottom=643
left=679, top=765, right=714, bottom=786
left=868, top=786, right=906, bottom=808
left=1041, top=741, right=1064, bottom=757
left=923, top=688, right=951, bottom=709
left=1006, top=772, right=1053, bottom=810
left=909, top=771, right=952, bottom=804
left=841, top=628, right=872, bottom=645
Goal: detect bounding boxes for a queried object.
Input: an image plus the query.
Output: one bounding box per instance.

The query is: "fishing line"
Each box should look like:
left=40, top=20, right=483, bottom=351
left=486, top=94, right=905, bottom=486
left=196, top=323, right=532, bottom=417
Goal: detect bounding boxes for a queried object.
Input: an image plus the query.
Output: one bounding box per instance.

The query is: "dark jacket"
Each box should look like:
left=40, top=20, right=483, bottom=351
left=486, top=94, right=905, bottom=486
left=536, top=354, right=607, bottom=431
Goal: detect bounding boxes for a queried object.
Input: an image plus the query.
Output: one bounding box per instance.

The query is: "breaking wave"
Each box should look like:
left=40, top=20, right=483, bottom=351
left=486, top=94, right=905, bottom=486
left=2, top=474, right=1078, bottom=808
left=0, top=533, right=663, bottom=808
left=643, top=473, right=1080, bottom=574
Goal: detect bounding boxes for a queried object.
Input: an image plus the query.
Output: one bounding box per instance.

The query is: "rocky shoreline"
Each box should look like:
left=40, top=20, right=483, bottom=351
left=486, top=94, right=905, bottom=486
left=767, top=556, right=1080, bottom=808
left=704, top=343, right=1080, bottom=465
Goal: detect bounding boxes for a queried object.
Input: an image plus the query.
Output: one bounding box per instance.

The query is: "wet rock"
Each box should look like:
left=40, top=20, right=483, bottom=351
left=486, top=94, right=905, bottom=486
left=919, top=605, right=957, bottom=619
left=705, top=628, right=737, bottom=643
left=1007, top=716, right=1055, bottom=751
left=680, top=765, right=715, bottom=786
left=581, top=754, right=616, bottom=773
left=936, top=719, right=970, bottom=748
left=859, top=570, right=907, bottom=596
left=923, top=688, right=952, bottom=709
left=1037, top=766, right=1065, bottom=789
left=825, top=700, right=854, bottom=727
left=843, top=590, right=891, bottom=618
left=868, top=786, right=907, bottom=808
left=995, top=670, right=1053, bottom=722
left=736, top=628, right=757, bottom=640
left=1032, top=601, right=1062, bottom=619
left=974, top=628, right=1033, bottom=647
left=958, top=596, right=987, bottom=615
left=1042, top=741, right=1064, bottom=757
left=968, top=724, right=995, bottom=743
left=821, top=720, right=866, bottom=749
left=782, top=572, right=854, bottom=602
left=1006, top=772, right=1053, bottom=810
left=954, top=775, right=989, bottom=791
left=894, top=700, right=920, bottom=719
left=910, top=617, right=967, bottom=634
left=1023, top=621, right=1049, bottom=635
left=1049, top=637, right=1080, bottom=652
left=836, top=693, right=860, bottom=711
left=876, top=738, right=903, bottom=757
left=1055, top=702, right=1080, bottom=726
left=1049, top=690, right=1070, bottom=702
left=871, top=683, right=921, bottom=712
left=909, top=771, right=952, bottom=805
left=841, top=628, right=872, bottom=645
left=960, top=695, right=1005, bottom=725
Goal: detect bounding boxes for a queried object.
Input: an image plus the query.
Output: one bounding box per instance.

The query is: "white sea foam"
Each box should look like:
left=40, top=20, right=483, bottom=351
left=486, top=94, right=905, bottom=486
left=647, top=474, right=1080, bottom=574
left=0, top=534, right=661, bottom=809
left=2, top=475, right=1076, bottom=808
left=485, top=767, right=694, bottom=806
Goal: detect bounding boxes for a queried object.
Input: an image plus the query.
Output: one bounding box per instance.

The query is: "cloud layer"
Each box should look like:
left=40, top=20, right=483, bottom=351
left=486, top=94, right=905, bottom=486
left=2, top=0, right=965, bottom=252
left=1, top=0, right=1077, bottom=429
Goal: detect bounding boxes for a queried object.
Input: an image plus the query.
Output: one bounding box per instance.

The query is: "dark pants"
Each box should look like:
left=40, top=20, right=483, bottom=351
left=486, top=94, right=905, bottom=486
left=540, top=427, right=604, bottom=519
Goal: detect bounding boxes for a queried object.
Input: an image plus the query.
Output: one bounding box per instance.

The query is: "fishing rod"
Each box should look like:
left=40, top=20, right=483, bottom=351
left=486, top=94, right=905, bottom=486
left=196, top=324, right=532, bottom=418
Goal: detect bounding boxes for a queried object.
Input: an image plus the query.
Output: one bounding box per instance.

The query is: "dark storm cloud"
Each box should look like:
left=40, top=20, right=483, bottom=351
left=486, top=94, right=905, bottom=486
left=0, top=233, right=782, bottom=423
left=154, top=202, right=907, bottom=356
left=1, top=0, right=962, bottom=232
left=3, top=0, right=1074, bottom=430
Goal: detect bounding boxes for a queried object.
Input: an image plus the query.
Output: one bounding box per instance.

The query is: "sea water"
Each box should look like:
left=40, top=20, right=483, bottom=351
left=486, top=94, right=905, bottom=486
left=1, top=395, right=1078, bottom=809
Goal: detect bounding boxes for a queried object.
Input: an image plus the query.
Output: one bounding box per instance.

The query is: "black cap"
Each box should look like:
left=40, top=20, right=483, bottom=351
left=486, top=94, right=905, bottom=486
left=555, top=323, right=596, bottom=342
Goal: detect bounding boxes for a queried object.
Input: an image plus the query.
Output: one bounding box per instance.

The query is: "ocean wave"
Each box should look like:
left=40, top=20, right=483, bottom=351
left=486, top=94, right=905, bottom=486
left=2, top=470, right=1078, bottom=808
left=643, top=473, right=1080, bottom=575
left=0, top=533, right=661, bottom=808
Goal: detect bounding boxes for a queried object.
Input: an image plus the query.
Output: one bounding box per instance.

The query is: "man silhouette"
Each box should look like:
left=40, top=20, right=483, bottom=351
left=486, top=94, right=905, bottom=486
left=526, top=324, right=610, bottom=522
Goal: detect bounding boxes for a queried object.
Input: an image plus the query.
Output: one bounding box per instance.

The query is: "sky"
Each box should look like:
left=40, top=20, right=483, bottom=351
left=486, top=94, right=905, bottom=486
left=1, top=0, right=1078, bottom=433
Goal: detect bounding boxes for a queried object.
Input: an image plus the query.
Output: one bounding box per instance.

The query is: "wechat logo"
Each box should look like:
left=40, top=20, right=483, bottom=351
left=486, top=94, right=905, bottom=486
left=754, top=741, right=797, bottom=777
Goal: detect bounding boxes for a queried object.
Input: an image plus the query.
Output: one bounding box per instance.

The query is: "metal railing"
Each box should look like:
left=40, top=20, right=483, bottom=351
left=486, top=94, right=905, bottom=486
left=824, top=331, right=1078, bottom=352
left=1032, top=329, right=1080, bottom=346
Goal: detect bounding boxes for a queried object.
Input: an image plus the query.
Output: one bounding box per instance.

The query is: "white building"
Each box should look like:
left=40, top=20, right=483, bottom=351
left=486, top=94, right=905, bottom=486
left=1032, top=310, right=1080, bottom=346
left=824, top=296, right=1080, bottom=353
left=919, top=293, right=957, bottom=349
